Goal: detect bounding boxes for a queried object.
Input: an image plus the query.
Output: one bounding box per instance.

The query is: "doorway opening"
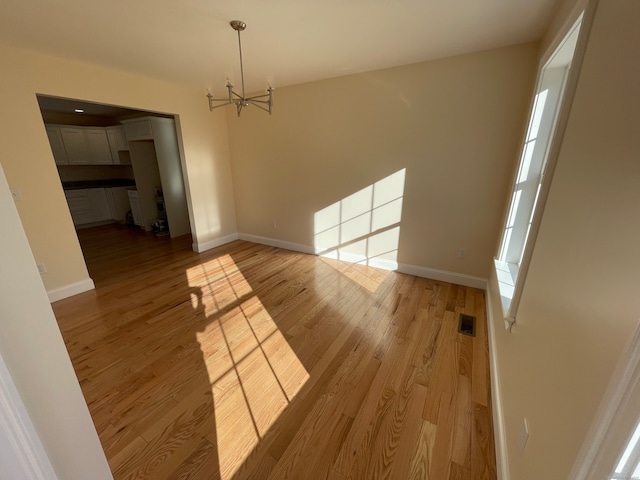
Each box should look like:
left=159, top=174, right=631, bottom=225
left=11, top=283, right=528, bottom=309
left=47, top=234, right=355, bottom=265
left=36, top=95, right=194, bottom=282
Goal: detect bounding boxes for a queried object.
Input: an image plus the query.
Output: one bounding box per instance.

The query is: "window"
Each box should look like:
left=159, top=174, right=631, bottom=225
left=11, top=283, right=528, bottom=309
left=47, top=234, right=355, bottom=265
left=611, top=419, right=640, bottom=480
left=495, top=15, right=583, bottom=324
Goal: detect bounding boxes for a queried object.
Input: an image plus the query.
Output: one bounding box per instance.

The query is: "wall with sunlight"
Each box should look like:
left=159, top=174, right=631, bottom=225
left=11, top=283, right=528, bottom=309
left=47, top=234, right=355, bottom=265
left=227, top=42, right=538, bottom=278
left=314, top=169, right=405, bottom=270
left=0, top=43, right=237, bottom=294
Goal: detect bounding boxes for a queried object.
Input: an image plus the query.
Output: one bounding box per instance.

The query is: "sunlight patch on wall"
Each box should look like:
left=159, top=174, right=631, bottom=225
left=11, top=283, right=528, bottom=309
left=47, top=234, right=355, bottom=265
left=187, top=255, right=309, bottom=479
left=314, top=169, right=406, bottom=271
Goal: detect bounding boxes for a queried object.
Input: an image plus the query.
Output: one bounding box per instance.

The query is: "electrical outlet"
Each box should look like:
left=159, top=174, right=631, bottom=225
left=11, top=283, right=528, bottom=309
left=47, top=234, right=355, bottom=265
left=458, top=248, right=467, bottom=259
left=37, top=263, right=47, bottom=274
left=519, top=418, right=530, bottom=453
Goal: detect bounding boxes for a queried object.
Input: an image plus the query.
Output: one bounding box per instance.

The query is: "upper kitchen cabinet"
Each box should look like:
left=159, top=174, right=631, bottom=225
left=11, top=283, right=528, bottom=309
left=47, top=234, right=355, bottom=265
left=106, top=126, right=129, bottom=164
left=122, top=119, right=154, bottom=141
left=48, top=124, right=132, bottom=165
left=86, top=129, right=113, bottom=165
left=45, top=125, right=68, bottom=165
left=60, top=127, right=89, bottom=164
left=58, top=126, right=113, bottom=165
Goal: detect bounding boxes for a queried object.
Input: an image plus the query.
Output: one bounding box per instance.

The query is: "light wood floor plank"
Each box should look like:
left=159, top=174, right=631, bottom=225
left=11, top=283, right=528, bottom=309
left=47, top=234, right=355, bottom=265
left=52, top=224, right=497, bottom=480
left=408, top=419, right=437, bottom=480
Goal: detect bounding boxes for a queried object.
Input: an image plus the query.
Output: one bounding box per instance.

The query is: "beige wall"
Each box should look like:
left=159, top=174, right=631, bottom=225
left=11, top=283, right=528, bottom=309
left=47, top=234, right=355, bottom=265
left=227, top=43, right=538, bottom=278
left=0, top=43, right=237, bottom=293
left=0, top=162, right=112, bottom=478
left=488, top=0, right=640, bottom=478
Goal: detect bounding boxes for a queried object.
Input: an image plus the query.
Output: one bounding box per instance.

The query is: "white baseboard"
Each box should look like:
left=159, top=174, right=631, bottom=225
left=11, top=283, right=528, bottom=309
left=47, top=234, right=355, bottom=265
left=192, top=233, right=239, bottom=253
left=47, top=278, right=95, bottom=303
left=397, top=263, right=487, bottom=290
left=314, top=248, right=399, bottom=271
left=237, top=233, right=315, bottom=255
left=238, top=233, right=488, bottom=290
left=485, top=282, right=510, bottom=480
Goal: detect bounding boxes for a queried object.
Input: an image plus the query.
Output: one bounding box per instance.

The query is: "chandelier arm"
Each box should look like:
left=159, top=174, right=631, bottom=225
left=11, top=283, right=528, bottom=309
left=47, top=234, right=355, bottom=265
left=245, top=93, right=271, bottom=101
left=208, top=101, right=232, bottom=111
left=247, top=101, right=271, bottom=114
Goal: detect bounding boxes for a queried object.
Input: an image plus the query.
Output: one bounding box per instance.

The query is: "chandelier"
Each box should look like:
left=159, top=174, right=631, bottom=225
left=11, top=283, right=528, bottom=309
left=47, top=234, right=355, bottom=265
left=207, top=20, right=274, bottom=117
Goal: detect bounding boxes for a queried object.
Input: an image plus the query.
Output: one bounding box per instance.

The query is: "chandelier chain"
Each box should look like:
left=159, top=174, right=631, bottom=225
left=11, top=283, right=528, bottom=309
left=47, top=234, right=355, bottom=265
left=237, top=30, right=245, bottom=100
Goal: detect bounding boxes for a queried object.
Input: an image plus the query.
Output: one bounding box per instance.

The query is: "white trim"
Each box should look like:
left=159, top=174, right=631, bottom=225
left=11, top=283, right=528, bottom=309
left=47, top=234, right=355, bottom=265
left=397, top=263, right=487, bottom=290
left=238, top=233, right=316, bottom=255
left=314, top=248, right=400, bottom=271
left=568, top=319, right=640, bottom=480
left=239, top=233, right=487, bottom=289
left=0, top=352, right=58, bottom=480
left=540, top=0, right=590, bottom=66
left=192, top=233, right=239, bottom=253
left=47, top=278, right=95, bottom=303
left=493, top=259, right=517, bottom=330
left=485, top=282, right=510, bottom=480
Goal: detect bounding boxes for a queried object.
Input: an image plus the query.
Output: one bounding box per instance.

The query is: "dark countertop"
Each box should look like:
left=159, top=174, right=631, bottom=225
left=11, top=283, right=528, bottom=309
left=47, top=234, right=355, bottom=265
left=62, top=179, right=136, bottom=190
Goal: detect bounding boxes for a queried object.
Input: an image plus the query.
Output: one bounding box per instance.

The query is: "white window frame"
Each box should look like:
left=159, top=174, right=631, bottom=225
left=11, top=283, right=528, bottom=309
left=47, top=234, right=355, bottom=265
left=494, top=14, right=586, bottom=327
left=568, top=318, right=640, bottom=480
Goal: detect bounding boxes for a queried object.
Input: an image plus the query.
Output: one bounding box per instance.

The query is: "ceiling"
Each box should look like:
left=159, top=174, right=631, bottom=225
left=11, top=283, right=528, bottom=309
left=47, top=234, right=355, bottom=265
left=0, top=0, right=561, bottom=93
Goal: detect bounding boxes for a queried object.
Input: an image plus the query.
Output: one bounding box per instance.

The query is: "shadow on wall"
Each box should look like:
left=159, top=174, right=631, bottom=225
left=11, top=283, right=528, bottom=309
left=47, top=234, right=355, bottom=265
left=313, top=168, right=406, bottom=271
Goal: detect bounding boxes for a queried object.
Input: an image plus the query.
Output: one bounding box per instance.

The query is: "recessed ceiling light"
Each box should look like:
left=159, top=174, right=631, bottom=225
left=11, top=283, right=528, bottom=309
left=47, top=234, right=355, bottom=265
left=74, top=108, right=84, bottom=113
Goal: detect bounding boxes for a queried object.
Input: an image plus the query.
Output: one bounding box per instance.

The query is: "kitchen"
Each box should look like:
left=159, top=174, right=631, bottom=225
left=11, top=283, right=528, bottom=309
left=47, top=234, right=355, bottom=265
left=39, top=95, right=191, bottom=242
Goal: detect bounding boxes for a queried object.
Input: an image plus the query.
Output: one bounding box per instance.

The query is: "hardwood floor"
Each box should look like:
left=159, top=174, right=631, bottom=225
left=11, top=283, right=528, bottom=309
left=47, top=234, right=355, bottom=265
left=52, top=224, right=497, bottom=479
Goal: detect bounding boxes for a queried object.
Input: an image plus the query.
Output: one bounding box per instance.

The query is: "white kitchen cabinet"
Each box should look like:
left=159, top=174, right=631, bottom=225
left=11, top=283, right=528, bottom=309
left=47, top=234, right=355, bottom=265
left=105, top=187, right=131, bottom=222
left=48, top=125, right=119, bottom=165
left=89, top=188, right=111, bottom=221
left=128, top=141, right=160, bottom=232
left=122, top=119, right=153, bottom=141
left=45, top=126, right=68, bottom=165
left=64, top=188, right=111, bottom=226
left=65, top=189, right=93, bottom=225
left=127, top=189, right=144, bottom=228
left=86, top=129, right=113, bottom=165
left=106, top=126, right=129, bottom=164
left=60, top=127, right=89, bottom=165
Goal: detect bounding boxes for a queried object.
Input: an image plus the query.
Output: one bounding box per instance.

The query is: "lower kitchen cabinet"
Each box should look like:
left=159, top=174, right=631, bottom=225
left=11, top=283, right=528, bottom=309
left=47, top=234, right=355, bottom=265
left=127, top=189, right=145, bottom=228
left=105, top=187, right=131, bottom=222
left=65, top=188, right=112, bottom=226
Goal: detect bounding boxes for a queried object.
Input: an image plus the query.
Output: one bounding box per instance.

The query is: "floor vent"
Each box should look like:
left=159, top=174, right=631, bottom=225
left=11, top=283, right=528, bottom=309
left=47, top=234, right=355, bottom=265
left=459, top=314, right=476, bottom=337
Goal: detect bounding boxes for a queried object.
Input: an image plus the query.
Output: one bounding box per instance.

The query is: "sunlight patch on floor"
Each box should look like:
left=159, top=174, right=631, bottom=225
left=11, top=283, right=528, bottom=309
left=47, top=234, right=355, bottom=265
left=187, top=254, right=309, bottom=479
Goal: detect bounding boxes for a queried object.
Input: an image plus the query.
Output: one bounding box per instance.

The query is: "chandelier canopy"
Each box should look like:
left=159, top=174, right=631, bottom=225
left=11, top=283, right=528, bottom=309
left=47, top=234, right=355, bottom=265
left=207, top=20, right=274, bottom=117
